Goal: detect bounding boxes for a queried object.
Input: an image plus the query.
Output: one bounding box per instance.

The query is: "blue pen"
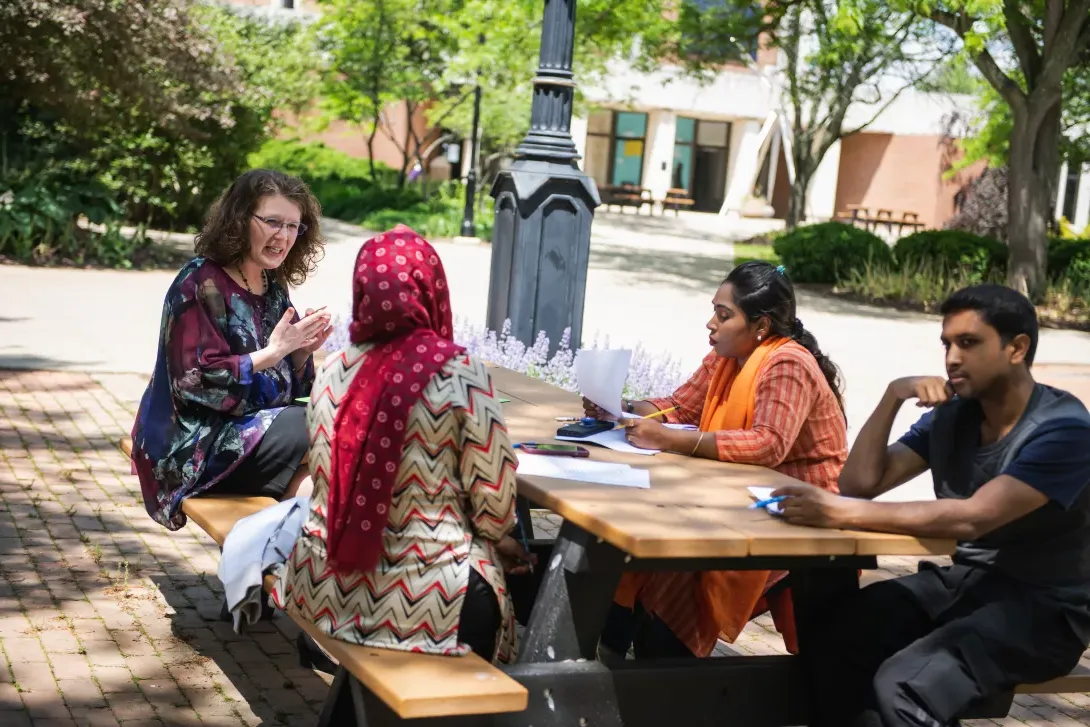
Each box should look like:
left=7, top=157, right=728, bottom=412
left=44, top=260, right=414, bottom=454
left=749, top=495, right=787, bottom=510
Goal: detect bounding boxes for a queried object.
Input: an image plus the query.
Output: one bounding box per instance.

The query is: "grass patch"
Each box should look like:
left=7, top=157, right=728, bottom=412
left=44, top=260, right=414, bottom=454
left=732, top=242, right=780, bottom=266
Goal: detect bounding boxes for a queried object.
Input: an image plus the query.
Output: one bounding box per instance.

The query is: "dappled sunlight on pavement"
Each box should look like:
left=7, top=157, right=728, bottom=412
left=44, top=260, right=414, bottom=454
left=0, top=368, right=1087, bottom=725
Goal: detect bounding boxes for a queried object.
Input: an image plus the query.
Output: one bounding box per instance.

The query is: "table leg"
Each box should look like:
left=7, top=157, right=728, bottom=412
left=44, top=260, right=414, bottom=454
left=517, top=520, right=625, bottom=663
left=788, top=564, right=859, bottom=657
left=515, top=495, right=535, bottom=540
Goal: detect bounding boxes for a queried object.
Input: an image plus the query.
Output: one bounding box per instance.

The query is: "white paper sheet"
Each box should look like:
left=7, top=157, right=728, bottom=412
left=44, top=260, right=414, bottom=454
left=746, top=486, right=785, bottom=515
left=516, top=453, right=651, bottom=488
left=575, top=349, right=632, bottom=418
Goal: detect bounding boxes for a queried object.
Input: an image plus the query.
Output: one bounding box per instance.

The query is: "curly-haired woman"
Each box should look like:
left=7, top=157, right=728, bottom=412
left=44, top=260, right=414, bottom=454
left=131, top=170, right=332, bottom=530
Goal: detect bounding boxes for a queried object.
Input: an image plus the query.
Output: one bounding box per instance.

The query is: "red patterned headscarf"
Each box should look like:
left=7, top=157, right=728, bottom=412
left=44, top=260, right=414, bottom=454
left=327, top=225, right=465, bottom=573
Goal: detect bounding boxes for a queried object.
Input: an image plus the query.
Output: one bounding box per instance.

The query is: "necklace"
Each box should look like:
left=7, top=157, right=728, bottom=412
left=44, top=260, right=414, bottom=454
left=236, top=264, right=265, bottom=295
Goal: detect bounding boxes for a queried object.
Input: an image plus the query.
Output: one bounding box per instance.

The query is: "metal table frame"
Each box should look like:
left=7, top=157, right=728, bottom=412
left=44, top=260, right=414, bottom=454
left=314, top=494, right=902, bottom=727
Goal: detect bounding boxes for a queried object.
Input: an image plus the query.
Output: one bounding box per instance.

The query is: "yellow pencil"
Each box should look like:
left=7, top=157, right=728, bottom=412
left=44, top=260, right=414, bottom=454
left=623, top=406, right=678, bottom=424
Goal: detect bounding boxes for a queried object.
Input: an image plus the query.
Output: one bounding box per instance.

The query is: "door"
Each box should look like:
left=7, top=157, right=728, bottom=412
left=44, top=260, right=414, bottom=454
left=693, top=148, right=729, bottom=212
left=691, top=120, right=731, bottom=212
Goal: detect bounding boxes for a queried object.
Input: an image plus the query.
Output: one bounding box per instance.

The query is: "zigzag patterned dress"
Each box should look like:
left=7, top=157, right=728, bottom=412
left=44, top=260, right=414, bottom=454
left=272, top=344, right=519, bottom=662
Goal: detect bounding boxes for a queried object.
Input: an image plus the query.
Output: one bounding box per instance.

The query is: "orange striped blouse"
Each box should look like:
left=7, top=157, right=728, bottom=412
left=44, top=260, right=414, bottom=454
left=648, top=343, right=847, bottom=491
left=630, top=343, right=849, bottom=656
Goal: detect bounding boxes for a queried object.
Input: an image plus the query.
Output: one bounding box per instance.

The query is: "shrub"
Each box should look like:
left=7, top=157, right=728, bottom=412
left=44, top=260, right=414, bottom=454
left=1048, top=237, right=1090, bottom=276
left=840, top=258, right=1089, bottom=329
left=772, top=222, right=892, bottom=284
left=893, top=230, right=1007, bottom=284
left=836, top=258, right=988, bottom=311
left=0, top=176, right=173, bottom=268
left=944, top=167, right=1008, bottom=242
left=361, top=184, right=494, bottom=240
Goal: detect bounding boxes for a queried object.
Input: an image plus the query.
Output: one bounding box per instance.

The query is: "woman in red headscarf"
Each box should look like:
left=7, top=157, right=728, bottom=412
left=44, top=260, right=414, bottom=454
left=273, top=226, right=531, bottom=665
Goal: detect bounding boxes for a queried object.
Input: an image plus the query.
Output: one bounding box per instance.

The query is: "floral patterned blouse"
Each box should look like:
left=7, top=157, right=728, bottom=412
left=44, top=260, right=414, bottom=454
left=131, top=257, right=314, bottom=529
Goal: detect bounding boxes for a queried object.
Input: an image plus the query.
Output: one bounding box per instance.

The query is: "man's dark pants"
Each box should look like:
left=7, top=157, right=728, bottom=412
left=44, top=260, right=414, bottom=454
left=805, top=564, right=1087, bottom=727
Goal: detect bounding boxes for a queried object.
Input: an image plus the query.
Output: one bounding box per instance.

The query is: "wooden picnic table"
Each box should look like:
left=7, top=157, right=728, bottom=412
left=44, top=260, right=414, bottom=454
left=838, top=205, right=925, bottom=235
left=489, top=366, right=957, bottom=727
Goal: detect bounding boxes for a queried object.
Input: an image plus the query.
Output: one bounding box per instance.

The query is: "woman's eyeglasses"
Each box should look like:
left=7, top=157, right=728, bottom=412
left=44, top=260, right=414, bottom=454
left=253, top=214, right=307, bottom=237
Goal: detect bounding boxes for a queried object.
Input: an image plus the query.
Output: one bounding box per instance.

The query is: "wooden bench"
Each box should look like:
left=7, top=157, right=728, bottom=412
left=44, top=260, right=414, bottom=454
left=663, top=187, right=695, bottom=216
left=600, top=184, right=653, bottom=215
left=118, top=437, right=528, bottom=724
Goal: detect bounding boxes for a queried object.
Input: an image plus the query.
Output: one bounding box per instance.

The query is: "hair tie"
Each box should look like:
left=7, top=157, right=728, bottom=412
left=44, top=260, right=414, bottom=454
left=775, top=265, right=787, bottom=276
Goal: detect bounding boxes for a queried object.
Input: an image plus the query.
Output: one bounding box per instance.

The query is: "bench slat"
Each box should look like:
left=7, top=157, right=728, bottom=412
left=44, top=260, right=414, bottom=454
left=262, top=570, right=527, bottom=718
left=182, top=496, right=279, bottom=546
left=183, top=496, right=527, bottom=718
left=1016, top=664, right=1090, bottom=694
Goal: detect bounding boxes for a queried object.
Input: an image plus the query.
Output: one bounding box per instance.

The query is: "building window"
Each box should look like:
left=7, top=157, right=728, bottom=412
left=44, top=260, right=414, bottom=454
left=584, top=110, right=649, bottom=188
left=672, top=117, right=696, bottom=191
left=611, top=112, right=648, bottom=187
left=584, top=111, right=613, bottom=189
left=1063, top=164, right=1080, bottom=223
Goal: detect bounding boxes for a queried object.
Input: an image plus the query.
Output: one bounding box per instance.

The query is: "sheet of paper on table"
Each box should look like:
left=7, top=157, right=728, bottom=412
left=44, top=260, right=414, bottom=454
left=516, top=453, right=651, bottom=489
left=557, top=422, right=698, bottom=456
left=575, top=349, right=632, bottom=417
left=747, top=486, right=785, bottom=516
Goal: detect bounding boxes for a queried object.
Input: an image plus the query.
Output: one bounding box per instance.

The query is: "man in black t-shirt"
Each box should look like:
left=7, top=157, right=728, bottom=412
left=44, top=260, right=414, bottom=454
left=772, top=284, right=1090, bottom=727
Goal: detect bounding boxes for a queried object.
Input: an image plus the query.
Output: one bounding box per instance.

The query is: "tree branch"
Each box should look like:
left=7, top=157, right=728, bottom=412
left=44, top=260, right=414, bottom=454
left=1035, top=0, right=1090, bottom=93
left=928, top=7, right=1024, bottom=107
left=1003, top=0, right=1041, bottom=85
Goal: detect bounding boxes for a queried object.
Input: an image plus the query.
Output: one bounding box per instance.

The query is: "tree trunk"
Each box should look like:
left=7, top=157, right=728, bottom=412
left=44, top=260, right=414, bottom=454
left=786, top=178, right=807, bottom=229
left=786, top=160, right=814, bottom=229
left=1006, top=101, right=1060, bottom=300
left=366, top=125, right=378, bottom=182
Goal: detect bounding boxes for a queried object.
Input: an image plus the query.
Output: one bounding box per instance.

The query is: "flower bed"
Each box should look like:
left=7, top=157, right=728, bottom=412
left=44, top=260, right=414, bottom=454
left=322, top=315, right=687, bottom=400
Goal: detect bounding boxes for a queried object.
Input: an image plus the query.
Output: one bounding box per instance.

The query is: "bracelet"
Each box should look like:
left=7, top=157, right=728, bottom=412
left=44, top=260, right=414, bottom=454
left=690, top=431, right=706, bottom=456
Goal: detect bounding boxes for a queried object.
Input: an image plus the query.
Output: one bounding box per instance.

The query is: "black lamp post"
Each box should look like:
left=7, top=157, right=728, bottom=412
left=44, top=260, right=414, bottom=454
left=485, top=0, right=600, bottom=355
left=459, top=82, right=483, bottom=238
left=459, top=34, right=485, bottom=239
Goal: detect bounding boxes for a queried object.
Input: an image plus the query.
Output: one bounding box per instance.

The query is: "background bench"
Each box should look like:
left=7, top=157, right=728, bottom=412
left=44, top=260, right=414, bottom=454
left=663, top=188, right=695, bottom=216
left=836, top=205, right=925, bottom=236
left=600, top=184, right=653, bottom=215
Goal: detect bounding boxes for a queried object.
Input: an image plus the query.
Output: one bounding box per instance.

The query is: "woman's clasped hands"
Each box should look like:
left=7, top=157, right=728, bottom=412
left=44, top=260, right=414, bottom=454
left=269, top=307, right=334, bottom=360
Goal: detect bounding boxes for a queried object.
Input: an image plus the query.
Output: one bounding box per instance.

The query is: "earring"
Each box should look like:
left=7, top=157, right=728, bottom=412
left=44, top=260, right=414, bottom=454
left=757, top=335, right=763, bottom=341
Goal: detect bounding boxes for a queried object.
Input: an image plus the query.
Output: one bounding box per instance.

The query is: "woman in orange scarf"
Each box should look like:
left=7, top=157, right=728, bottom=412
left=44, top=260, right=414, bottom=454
left=588, top=261, right=848, bottom=660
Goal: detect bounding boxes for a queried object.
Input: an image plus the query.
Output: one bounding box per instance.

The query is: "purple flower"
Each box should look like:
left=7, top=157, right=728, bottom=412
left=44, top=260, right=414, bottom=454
left=324, top=313, right=685, bottom=398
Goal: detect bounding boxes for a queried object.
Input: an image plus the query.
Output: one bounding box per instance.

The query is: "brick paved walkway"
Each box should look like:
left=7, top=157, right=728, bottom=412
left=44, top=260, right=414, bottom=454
left=0, top=370, right=1088, bottom=726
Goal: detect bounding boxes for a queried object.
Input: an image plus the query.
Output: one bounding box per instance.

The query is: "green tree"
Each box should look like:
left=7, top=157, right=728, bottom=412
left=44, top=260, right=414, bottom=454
left=314, top=0, right=456, bottom=186
left=901, top=0, right=1090, bottom=298
left=421, top=0, right=750, bottom=191
left=955, top=67, right=1090, bottom=186
left=730, top=0, right=951, bottom=228
left=0, top=0, right=318, bottom=234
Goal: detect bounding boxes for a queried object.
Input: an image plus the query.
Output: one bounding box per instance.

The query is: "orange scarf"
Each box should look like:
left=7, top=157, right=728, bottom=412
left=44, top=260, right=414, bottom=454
left=614, top=337, right=798, bottom=655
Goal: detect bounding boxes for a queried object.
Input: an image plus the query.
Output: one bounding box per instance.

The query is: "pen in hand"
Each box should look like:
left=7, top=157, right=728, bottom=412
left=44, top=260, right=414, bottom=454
left=749, top=495, right=787, bottom=510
